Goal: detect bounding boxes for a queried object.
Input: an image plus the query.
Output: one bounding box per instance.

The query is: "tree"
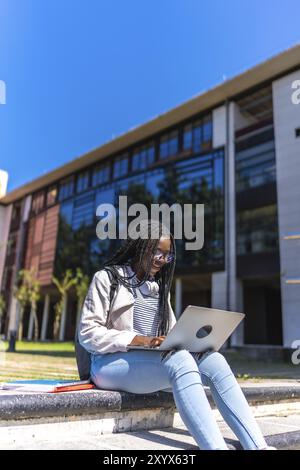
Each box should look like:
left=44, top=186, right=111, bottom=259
left=52, top=270, right=78, bottom=340
left=14, top=270, right=30, bottom=341
left=14, top=269, right=41, bottom=341
left=28, top=273, right=41, bottom=342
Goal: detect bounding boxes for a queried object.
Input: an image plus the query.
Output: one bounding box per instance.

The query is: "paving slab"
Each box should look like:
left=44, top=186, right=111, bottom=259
left=1, top=411, right=300, bottom=450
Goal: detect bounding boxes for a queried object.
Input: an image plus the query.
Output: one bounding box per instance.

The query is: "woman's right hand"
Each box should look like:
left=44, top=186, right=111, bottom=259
left=129, top=335, right=166, bottom=348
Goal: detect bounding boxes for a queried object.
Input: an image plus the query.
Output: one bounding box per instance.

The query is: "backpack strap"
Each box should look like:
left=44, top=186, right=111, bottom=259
left=103, top=267, right=119, bottom=325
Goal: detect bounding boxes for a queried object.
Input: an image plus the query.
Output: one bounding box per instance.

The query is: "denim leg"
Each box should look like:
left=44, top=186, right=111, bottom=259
left=90, top=350, right=171, bottom=393
left=91, top=349, right=228, bottom=449
left=195, top=351, right=268, bottom=450
left=162, top=349, right=228, bottom=450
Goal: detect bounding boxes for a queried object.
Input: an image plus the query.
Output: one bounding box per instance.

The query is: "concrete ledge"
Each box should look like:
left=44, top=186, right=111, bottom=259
left=1, top=385, right=300, bottom=422
left=0, top=390, right=175, bottom=421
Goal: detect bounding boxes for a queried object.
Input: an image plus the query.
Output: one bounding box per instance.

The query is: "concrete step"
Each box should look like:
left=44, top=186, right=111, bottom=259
left=1, top=383, right=300, bottom=450
left=1, top=412, right=300, bottom=450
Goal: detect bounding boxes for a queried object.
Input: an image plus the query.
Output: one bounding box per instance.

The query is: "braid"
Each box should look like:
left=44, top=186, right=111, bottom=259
left=99, top=219, right=176, bottom=335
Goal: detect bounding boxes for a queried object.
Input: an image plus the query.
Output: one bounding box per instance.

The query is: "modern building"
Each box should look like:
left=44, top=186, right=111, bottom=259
left=0, top=44, right=299, bottom=349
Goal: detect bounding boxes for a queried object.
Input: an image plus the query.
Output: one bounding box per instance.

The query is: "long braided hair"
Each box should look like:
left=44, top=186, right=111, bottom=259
left=101, top=219, right=176, bottom=336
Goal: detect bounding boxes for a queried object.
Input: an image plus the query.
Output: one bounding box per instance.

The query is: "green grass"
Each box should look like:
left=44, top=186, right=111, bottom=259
left=0, top=342, right=299, bottom=384
left=2, top=341, right=75, bottom=352
left=0, top=341, right=78, bottom=382
left=1, top=341, right=75, bottom=358
left=224, top=351, right=300, bottom=381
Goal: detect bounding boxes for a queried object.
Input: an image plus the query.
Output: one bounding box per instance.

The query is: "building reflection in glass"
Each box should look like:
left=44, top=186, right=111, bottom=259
left=54, top=150, right=224, bottom=278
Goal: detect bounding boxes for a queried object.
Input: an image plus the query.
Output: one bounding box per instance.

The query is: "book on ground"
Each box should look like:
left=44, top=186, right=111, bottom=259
left=0, top=379, right=96, bottom=393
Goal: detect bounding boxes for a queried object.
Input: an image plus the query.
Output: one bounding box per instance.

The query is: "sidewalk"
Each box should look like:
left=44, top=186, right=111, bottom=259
left=1, top=405, right=300, bottom=450
left=5, top=415, right=298, bottom=450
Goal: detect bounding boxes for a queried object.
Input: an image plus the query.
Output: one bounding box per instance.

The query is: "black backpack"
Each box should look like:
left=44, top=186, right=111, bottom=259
left=74, top=268, right=119, bottom=380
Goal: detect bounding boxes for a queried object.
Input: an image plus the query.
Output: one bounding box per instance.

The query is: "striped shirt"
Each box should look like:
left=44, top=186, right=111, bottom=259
left=131, top=283, right=160, bottom=337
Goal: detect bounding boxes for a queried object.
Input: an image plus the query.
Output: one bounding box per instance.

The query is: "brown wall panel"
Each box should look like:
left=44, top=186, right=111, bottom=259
left=24, top=205, right=59, bottom=286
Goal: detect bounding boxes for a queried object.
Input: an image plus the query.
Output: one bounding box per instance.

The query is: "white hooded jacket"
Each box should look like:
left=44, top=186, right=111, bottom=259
left=78, top=265, right=177, bottom=356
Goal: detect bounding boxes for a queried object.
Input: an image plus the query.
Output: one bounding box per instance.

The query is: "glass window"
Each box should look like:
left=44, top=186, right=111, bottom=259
left=132, top=149, right=146, bottom=172
left=72, top=191, right=95, bottom=230
left=132, top=143, right=155, bottom=171
left=60, top=200, right=73, bottom=226
left=159, top=130, right=178, bottom=159
left=236, top=138, right=276, bottom=191
left=237, top=205, right=279, bottom=255
left=193, top=120, right=202, bottom=152
left=183, top=114, right=212, bottom=153
left=147, top=145, right=155, bottom=166
left=76, top=171, right=90, bottom=193
left=146, top=169, right=165, bottom=199
left=95, top=186, right=115, bottom=209
left=236, top=127, right=274, bottom=152
left=92, top=163, right=110, bottom=187
left=183, top=124, right=193, bottom=150
left=213, top=153, right=224, bottom=189
left=169, top=131, right=178, bottom=156
left=11, top=203, right=22, bottom=228
left=59, top=177, right=74, bottom=201
left=46, top=186, right=57, bottom=207
left=159, top=135, right=168, bottom=159
left=113, top=154, right=128, bottom=179
left=202, top=115, right=213, bottom=143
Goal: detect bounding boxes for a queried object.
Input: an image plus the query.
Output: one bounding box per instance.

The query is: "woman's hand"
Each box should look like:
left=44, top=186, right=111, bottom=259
left=129, top=335, right=166, bottom=348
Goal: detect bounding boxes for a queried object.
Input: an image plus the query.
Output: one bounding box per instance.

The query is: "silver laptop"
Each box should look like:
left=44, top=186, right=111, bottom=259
left=127, top=305, right=245, bottom=353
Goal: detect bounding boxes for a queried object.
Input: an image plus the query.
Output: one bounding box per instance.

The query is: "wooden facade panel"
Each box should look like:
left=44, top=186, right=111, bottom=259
left=31, top=256, right=39, bottom=273
left=40, top=251, right=55, bottom=264
left=43, top=230, right=57, bottom=240
left=38, top=270, right=54, bottom=286
left=23, top=205, right=59, bottom=287
left=38, top=205, right=59, bottom=286
left=32, top=243, right=42, bottom=256
left=42, top=239, right=56, bottom=255
left=33, top=214, right=45, bottom=244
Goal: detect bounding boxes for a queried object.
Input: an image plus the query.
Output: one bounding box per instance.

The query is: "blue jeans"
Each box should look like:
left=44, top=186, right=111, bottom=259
left=90, top=349, right=268, bottom=450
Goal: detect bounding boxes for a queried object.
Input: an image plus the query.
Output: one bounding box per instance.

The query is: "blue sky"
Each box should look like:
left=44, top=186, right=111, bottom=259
left=0, top=0, right=299, bottom=193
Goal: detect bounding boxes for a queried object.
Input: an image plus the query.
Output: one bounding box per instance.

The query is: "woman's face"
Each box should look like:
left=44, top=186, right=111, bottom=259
left=146, top=237, right=172, bottom=278
left=132, top=236, right=173, bottom=280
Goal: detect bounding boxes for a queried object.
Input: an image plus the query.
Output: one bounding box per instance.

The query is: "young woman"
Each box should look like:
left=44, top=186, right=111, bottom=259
left=78, top=220, right=274, bottom=450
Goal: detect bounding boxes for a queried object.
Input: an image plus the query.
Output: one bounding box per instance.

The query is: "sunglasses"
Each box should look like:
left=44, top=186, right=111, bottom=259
left=152, top=250, right=175, bottom=264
